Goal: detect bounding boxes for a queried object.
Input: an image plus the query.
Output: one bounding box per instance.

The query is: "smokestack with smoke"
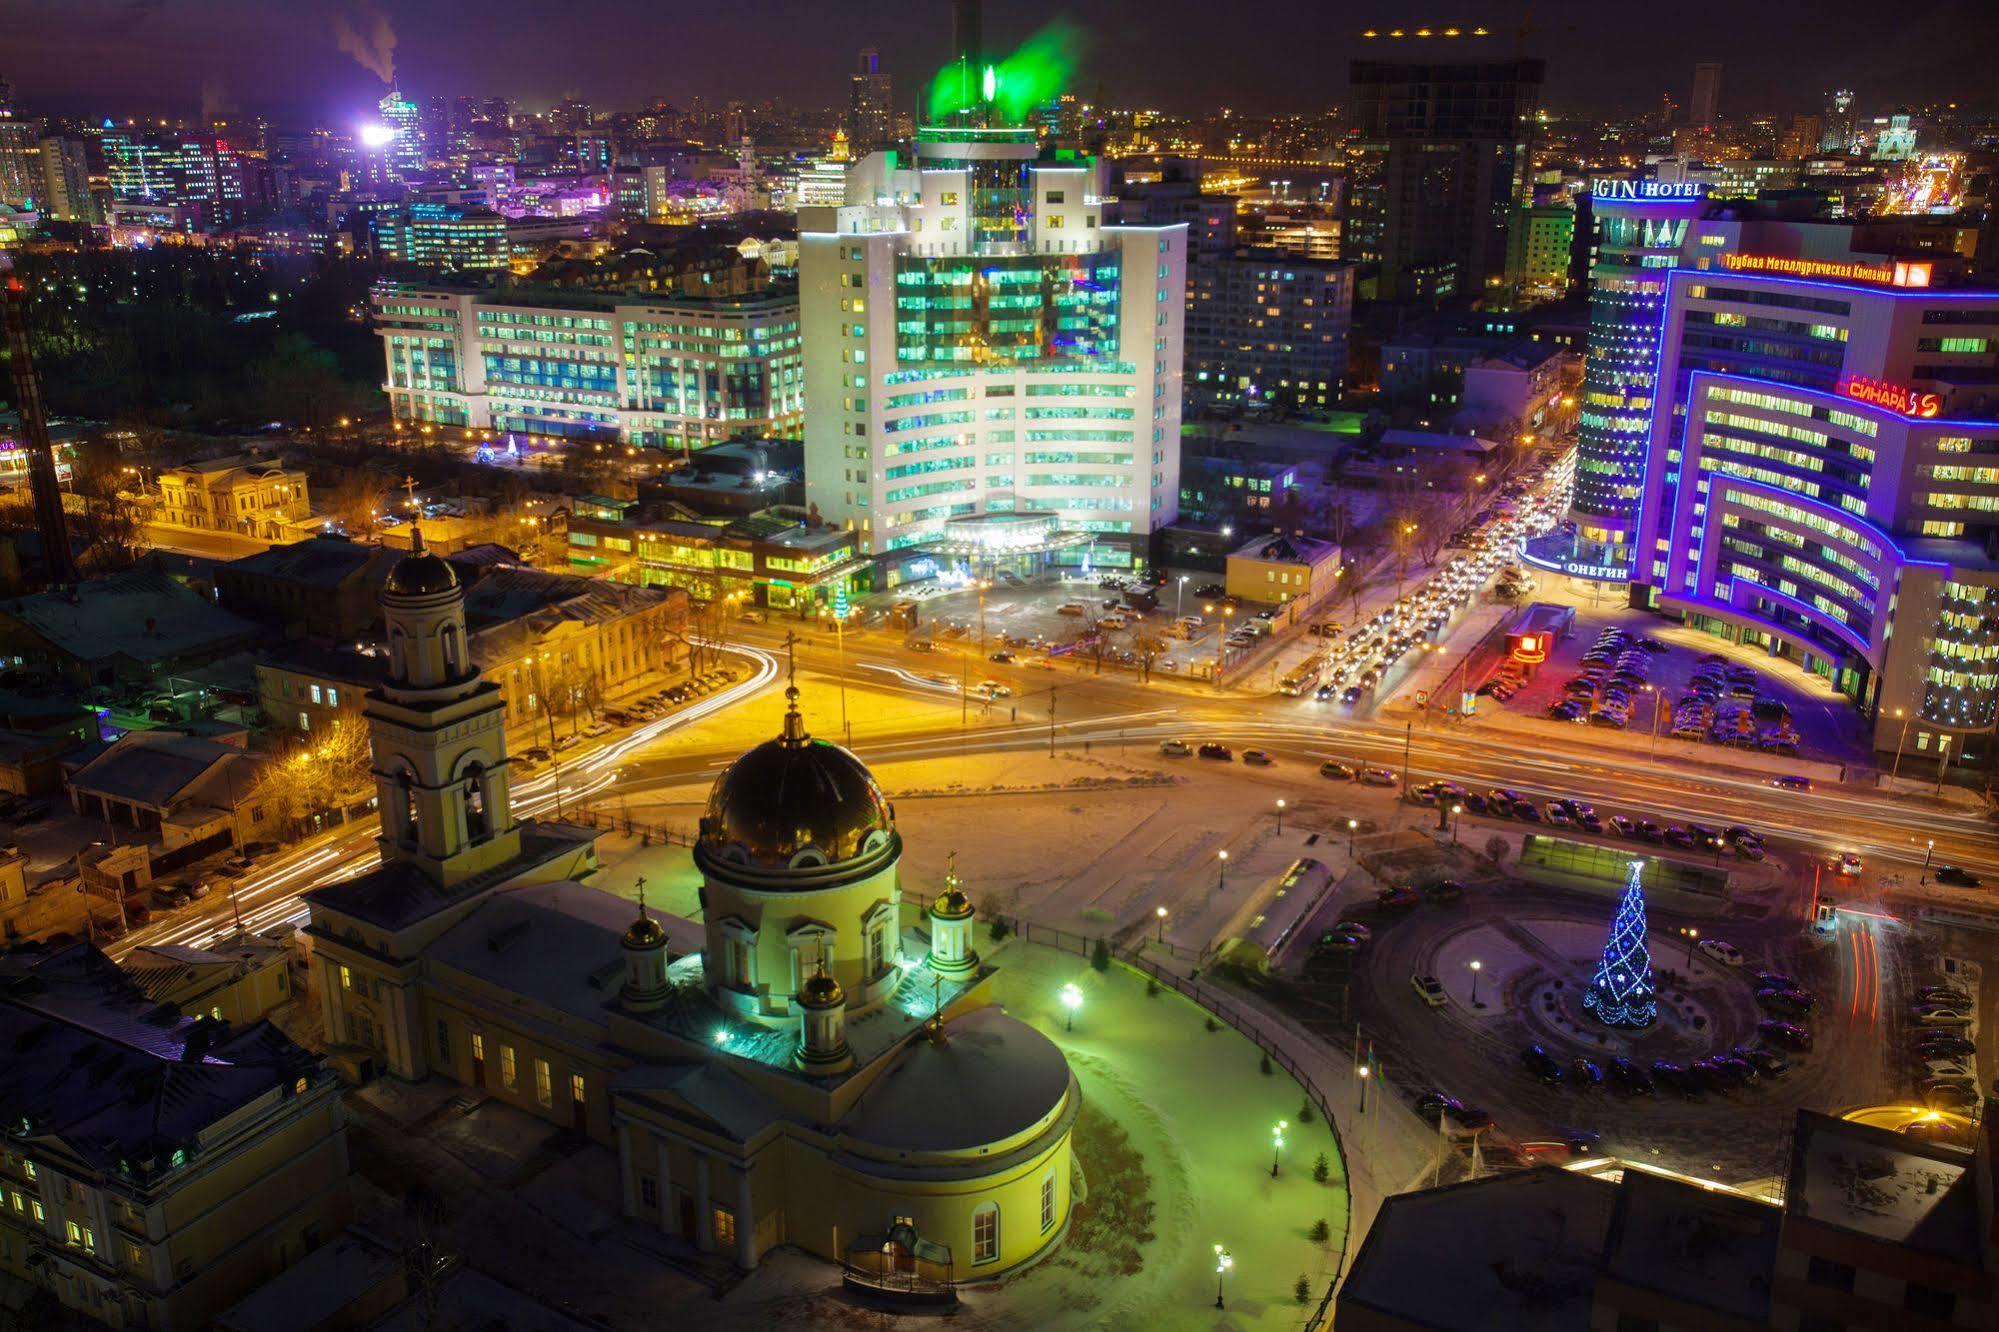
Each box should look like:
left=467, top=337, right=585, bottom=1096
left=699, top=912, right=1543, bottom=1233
left=334, top=5, right=397, bottom=86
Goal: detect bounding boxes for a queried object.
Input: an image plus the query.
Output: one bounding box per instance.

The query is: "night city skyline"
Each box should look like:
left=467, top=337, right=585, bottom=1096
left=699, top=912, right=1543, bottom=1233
left=10, top=0, right=1999, bottom=120
left=5, top=0, right=1999, bottom=1327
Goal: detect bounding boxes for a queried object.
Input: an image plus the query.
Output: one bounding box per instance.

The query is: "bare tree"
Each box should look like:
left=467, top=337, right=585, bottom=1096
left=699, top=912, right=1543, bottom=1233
left=328, top=470, right=393, bottom=541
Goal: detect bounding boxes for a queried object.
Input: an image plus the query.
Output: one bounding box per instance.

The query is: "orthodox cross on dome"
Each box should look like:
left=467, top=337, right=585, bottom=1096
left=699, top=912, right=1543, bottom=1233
left=778, top=629, right=808, bottom=744
left=944, top=850, right=958, bottom=890
left=634, top=875, right=648, bottom=917
left=401, top=473, right=425, bottom=549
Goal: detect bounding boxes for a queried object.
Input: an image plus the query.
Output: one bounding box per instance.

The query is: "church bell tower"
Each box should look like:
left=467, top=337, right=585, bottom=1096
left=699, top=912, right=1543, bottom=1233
left=366, top=508, right=522, bottom=886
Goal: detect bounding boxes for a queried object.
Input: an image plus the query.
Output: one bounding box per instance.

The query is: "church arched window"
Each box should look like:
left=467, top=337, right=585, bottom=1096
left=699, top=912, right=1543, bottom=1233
left=389, top=627, right=408, bottom=680
left=972, top=1203, right=999, bottom=1265
left=463, top=763, right=487, bottom=842
left=441, top=624, right=463, bottom=677
left=394, top=768, right=417, bottom=847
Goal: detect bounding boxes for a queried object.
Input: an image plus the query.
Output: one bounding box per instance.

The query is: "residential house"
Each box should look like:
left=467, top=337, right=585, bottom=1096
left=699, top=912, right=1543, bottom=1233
left=155, top=457, right=311, bottom=540
left=0, top=943, right=351, bottom=1331
left=63, top=730, right=272, bottom=860
left=0, top=567, right=262, bottom=688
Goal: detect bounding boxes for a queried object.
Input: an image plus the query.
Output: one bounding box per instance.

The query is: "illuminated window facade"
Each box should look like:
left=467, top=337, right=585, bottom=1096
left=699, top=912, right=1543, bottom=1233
left=800, top=125, right=1183, bottom=560
left=373, top=286, right=805, bottom=449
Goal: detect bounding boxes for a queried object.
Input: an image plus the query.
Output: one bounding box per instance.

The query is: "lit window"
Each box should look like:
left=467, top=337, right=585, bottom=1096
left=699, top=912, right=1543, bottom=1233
left=1041, top=1173, right=1056, bottom=1232
left=713, top=1206, right=737, bottom=1250
left=973, top=1204, right=999, bottom=1263
left=309, top=685, right=323, bottom=704
left=500, top=1045, right=518, bottom=1091
left=339, top=965, right=352, bottom=990
left=534, top=1058, right=553, bottom=1109
left=571, top=1073, right=585, bottom=1103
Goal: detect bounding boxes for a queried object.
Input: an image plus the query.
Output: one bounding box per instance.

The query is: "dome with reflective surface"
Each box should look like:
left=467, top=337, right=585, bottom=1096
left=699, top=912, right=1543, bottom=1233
left=383, top=526, right=460, bottom=597
left=696, top=688, right=895, bottom=877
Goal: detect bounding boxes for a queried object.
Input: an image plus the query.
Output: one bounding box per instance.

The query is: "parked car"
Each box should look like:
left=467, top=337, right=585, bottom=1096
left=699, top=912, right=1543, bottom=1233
left=1359, top=768, right=1396, bottom=787
left=1377, top=886, right=1421, bottom=911
left=1413, top=1093, right=1493, bottom=1129
left=1649, top=1060, right=1697, bottom=1096
left=1569, top=1058, right=1604, bottom=1089
left=1935, top=865, right=1983, bottom=888
left=1757, top=1020, right=1813, bottom=1050
left=1159, top=739, right=1193, bottom=757
left=1519, top=1045, right=1565, bottom=1085
left=1607, top=1056, right=1654, bottom=1094
left=1423, top=878, right=1466, bottom=902
left=1410, top=974, right=1449, bottom=1007
left=1913, top=1006, right=1975, bottom=1027
left=1916, top=985, right=1972, bottom=1006
left=1731, top=1045, right=1788, bottom=1077
left=1241, top=749, right=1274, bottom=767
left=1914, top=1033, right=1976, bottom=1058
left=1319, top=761, right=1357, bottom=780
left=1698, top=939, right=1746, bottom=967
left=1772, top=775, right=1813, bottom=791
left=1197, top=742, right=1234, bottom=761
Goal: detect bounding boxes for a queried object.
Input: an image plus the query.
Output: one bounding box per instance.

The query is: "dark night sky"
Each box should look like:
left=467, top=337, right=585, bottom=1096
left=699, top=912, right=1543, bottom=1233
left=9, top=0, right=1998, bottom=124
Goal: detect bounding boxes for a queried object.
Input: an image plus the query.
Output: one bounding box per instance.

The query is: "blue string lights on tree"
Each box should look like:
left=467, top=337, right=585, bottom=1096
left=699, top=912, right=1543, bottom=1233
left=1583, top=859, right=1656, bottom=1028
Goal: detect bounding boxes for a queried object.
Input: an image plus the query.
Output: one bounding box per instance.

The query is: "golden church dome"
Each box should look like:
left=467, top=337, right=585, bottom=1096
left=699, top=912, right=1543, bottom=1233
left=695, top=686, right=896, bottom=878
left=383, top=526, right=459, bottom=597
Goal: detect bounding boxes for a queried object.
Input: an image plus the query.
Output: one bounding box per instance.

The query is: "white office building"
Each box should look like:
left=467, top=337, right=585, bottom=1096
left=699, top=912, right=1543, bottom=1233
left=798, top=126, right=1186, bottom=565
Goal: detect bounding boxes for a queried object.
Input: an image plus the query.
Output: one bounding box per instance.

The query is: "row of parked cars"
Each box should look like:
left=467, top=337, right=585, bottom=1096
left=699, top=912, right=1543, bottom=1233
left=1548, top=626, right=1669, bottom=727
left=1674, top=655, right=1801, bottom=754
left=1906, top=983, right=1980, bottom=1112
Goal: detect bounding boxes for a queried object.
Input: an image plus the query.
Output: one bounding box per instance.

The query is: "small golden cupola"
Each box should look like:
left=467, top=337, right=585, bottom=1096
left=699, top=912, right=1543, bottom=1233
left=926, top=852, right=979, bottom=977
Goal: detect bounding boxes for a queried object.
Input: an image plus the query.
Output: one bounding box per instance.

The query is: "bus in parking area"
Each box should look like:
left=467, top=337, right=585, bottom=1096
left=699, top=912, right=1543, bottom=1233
left=1212, top=857, right=1339, bottom=973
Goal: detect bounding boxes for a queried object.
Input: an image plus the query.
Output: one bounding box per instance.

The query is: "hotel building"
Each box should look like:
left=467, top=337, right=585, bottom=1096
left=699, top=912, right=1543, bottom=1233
left=1633, top=259, right=1999, bottom=772
left=372, top=284, right=803, bottom=451
left=797, top=128, right=1185, bottom=564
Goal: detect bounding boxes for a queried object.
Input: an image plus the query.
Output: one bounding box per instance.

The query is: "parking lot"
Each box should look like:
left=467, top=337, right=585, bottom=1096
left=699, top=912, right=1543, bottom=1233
left=1476, top=606, right=1869, bottom=767
left=857, top=570, right=1266, bottom=681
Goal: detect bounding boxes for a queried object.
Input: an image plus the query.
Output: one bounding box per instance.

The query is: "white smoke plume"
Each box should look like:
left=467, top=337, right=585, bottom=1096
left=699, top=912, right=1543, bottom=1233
left=333, top=5, right=397, bottom=86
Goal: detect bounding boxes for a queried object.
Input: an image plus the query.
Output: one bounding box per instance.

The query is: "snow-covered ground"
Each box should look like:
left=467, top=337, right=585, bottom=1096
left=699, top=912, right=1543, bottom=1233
left=706, top=938, right=1351, bottom=1330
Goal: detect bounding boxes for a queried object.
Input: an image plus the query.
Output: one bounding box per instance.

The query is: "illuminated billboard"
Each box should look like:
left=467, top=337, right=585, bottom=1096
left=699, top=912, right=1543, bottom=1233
left=1719, top=253, right=1933, bottom=288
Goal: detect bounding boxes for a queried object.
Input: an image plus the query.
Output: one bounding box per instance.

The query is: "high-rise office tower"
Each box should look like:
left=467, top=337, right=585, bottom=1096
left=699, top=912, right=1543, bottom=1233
left=0, top=106, right=39, bottom=211
left=1689, top=62, right=1722, bottom=132
left=799, top=1, right=1185, bottom=567
left=36, top=136, right=95, bottom=222
left=849, top=48, right=895, bottom=157
left=1631, top=259, right=1999, bottom=775
left=377, top=86, right=424, bottom=180
left=1531, top=179, right=1710, bottom=582
left=1345, top=50, right=1545, bottom=305
left=1820, top=89, right=1855, bottom=154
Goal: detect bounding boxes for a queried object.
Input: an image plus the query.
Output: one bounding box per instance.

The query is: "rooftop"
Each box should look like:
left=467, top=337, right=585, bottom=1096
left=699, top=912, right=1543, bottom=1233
left=1232, top=531, right=1338, bottom=563
left=845, top=1005, right=1071, bottom=1154
left=2, top=568, right=260, bottom=667
left=0, top=942, right=321, bottom=1175
left=1340, top=1166, right=1617, bottom=1332
left=221, top=535, right=389, bottom=590
left=1786, top=1109, right=1981, bottom=1264
left=65, top=729, right=264, bottom=811
left=303, top=822, right=597, bottom=932
left=1599, top=1169, right=1779, bottom=1323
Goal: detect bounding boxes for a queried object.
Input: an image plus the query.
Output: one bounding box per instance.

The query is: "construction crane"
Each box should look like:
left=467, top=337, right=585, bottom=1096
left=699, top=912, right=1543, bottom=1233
left=0, top=252, right=80, bottom=587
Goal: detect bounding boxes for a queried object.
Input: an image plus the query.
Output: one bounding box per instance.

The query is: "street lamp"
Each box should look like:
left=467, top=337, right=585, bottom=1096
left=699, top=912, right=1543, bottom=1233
left=1216, top=848, right=1230, bottom=891
left=1449, top=802, right=1462, bottom=844
left=1469, top=959, right=1483, bottom=1007
left=1155, top=904, right=1168, bottom=943
left=1890, top=707, right=1913, bottom=781
left=1270, top=1119, right=1288, bottom=1177
left=1059, top=983, right=1083, bottom=1033
left=1177, top=574, right=1189, bottom=619
left=1275, top=798, right=1287, bottom=834
left=1681, top=926, right=1699, bottom=966
left=1923, top=838, right=1936, bottom=884
left=1213, top=1244, right=1233, bottom=1310
left=1356, top=1061, right=1371, bottom=1113
left=1347, top=818, right=1358, bottom=856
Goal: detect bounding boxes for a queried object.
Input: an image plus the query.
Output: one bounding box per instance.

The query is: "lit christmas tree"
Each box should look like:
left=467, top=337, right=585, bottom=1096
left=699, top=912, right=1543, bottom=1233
left=1582, top=859, right=1656, bottom=1027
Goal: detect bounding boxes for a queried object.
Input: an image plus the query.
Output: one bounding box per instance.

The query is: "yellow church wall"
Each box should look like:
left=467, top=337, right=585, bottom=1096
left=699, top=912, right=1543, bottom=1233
left=701, top=861, right=905, bottom=1021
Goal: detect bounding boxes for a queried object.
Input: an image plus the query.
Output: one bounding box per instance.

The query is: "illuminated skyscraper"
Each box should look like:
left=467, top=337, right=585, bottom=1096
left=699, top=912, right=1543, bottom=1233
left=1527, top=179, right=1707, bottom=582
left=377, top=86, right=424, bottom=181
left=1820, top=89, right=1855, bottom=154
left=849, top=48, right=895, bottom=157
left=799, top=3, right=1184, bottom=567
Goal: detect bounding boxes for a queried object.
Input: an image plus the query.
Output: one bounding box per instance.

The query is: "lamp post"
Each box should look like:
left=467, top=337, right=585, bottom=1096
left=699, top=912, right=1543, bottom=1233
left=1275, top=798, right=1287, bottom=835
left=1681, top=926, right=1699, bottom=966
left=1356, top=1061, right=1371, bottom=1113
left=1449, top=802, right=1462, bottom=843
left=1217, top=848, right=1230, bottom=892
left=1155, top=904, right=1168, bottom=944
left=1060, top=983, right=1082, bottom=1033
left=1644, top=684, right=1662, bottom=758
left=1923, top=838, right=1935, bottom=884
left=1213, top=1245, right=1233, bottom=1310
left=1890, top=707, right=1913, bottom=781
left=1347, top=818, right=1358, bottom=857
left=1270, top=1120, right=1288, bottom=1177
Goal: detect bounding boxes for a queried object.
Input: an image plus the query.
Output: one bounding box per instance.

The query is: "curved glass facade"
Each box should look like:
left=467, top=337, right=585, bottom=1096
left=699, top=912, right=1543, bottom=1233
left=1532, top=196, right=1703, bottom=580
left=1923, top=581, right=1999, bottom=731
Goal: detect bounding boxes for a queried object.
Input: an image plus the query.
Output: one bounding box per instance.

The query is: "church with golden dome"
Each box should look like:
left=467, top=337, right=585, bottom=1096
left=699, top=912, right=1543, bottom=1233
left=303, top=534, right=1078, bottom=1287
